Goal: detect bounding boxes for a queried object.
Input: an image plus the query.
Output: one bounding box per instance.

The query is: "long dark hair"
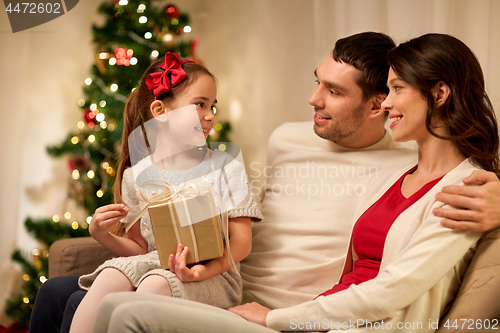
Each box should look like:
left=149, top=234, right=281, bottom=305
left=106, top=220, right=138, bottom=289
left=111, top=58, right=215, bottom=234
left=387, top=33, right=500, bottom=176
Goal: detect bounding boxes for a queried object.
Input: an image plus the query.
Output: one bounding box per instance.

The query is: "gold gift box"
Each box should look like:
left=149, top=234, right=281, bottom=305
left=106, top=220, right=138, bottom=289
left=148, top=193, right=224, bottom=268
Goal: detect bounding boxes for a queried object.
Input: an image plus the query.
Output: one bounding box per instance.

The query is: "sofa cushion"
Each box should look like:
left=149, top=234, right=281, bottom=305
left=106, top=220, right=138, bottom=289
left=48, top=237, right=115, bottom=278
left=438, top=228, right=500, bottom=331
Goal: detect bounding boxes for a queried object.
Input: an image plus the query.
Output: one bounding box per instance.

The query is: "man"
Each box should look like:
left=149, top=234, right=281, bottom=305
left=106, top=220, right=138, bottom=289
left=31, top=32, right=500, bottom=333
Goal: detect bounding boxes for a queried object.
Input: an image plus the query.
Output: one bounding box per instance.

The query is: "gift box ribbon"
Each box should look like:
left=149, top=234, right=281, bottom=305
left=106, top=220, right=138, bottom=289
left=123, top=177, right=235, bottom=269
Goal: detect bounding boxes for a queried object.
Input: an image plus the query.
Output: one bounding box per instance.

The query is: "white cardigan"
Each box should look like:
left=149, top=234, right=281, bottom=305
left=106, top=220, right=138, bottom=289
left=267, top=158, right=482, bottom=332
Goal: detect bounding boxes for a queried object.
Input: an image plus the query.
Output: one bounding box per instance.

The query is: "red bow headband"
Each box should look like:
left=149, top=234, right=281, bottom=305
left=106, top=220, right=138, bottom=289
left=145, top=52, right=194, bottom=100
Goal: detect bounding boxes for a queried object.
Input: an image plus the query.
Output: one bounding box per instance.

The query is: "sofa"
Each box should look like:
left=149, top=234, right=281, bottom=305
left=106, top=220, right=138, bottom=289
left=48, top=229, right=500, bottom=331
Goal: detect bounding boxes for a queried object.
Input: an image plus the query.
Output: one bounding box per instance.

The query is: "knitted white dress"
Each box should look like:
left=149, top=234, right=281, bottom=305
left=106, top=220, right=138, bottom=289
left=79, top=149, right=262, bottom=309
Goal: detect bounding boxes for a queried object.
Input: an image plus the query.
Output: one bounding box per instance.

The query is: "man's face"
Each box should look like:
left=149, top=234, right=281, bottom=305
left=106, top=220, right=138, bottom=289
left=309, top=54, right=372, bottom=147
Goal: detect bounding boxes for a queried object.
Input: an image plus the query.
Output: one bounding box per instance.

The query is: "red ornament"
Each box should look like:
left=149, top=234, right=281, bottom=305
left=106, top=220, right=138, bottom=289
left=0, top=323, right=28, bottom=333
left=165, top=4, right=179, bottom=18
left=114, top=47, right=133, bottom=66
left=83, top=108, right=95, bottom=125
left=68, top=155, right=90, bottom=172
left=67, top=159, right=75, bottom=171
left=189, top=37, right=204, bottom=65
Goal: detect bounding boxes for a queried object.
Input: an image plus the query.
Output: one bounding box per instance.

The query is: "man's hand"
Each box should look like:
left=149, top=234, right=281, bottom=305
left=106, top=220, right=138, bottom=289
left=168, top=244, right=207, bottom=282
left=434, top=170, right=500, bottom=232
left=228, top=302, right=271, bottom=327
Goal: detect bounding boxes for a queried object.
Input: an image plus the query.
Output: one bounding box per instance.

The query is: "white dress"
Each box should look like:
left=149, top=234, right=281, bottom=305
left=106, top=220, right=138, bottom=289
left=79, top=149, right=263, bottom=309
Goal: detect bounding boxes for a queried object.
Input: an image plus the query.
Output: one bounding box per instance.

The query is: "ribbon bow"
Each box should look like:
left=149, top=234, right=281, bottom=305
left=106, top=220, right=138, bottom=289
left=145, top=52, right=194, bottom=100
left=125, top=178, right=211, bottom=230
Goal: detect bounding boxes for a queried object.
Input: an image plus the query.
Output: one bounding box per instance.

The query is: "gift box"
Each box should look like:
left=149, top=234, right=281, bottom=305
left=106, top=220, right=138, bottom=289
left=148, top=192, right=224, bottom=268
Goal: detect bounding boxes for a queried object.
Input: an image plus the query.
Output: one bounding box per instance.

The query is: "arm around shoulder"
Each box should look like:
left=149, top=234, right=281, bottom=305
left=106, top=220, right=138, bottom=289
left=435, top=169, right=500, bottom=232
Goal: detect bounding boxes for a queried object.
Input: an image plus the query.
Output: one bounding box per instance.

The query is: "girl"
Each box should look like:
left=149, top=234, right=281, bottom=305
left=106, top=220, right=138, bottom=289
left=69, top=53, right=262, bottom=333
left=230, top=33, right=499, bottom=331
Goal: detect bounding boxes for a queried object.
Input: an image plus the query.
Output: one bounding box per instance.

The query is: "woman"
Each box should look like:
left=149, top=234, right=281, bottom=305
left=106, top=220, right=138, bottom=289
left=228, top=33, right=499, bottom=331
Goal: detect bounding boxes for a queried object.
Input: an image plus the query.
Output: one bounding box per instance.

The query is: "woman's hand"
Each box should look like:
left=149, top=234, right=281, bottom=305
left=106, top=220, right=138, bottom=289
left=228, top=302, right=271, bottom=327
left=168, top=244, right=208, bottom=282
left=89, top=204, right=128, bottom=241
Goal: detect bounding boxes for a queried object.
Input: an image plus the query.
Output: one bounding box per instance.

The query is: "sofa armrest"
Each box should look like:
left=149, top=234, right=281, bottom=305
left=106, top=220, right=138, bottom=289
left=48, top=237, right=115, bottom=278
left=438, top=228, right=500, bottom=331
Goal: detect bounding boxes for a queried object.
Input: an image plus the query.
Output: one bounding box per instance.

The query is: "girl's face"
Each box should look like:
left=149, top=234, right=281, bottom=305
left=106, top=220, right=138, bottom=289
left=169, top=74, right=217, bottom=140
left=382, top=68, right=429, bottom=144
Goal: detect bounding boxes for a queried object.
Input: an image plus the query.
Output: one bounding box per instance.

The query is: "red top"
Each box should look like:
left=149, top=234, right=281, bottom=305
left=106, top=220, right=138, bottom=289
left=318, top=168, right=443, bottom=297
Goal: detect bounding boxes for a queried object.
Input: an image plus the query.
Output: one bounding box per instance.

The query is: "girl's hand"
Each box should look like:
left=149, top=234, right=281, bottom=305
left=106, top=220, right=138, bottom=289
left=89, top=204, right=128, bottom=241
left=168, top=244, right=208, bottom=282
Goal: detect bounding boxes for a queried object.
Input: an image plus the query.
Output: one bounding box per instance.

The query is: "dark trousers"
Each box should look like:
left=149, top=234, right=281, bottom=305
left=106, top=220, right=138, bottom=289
left=29, top=276, right=87, bottom=333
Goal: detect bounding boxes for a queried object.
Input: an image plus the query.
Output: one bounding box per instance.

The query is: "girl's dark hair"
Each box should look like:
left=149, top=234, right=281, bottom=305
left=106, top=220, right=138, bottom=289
left=110, top=58, right=215, bottom=234
left=387, top=33, right=500, bottom=176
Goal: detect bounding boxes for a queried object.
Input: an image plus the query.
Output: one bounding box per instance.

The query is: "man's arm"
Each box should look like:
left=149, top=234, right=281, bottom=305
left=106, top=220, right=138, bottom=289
left=434, top=170, right=500, bottom=232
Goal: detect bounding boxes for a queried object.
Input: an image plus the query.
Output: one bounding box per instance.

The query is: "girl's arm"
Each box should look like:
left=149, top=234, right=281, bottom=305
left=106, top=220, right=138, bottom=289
left=90, top=204, right=149, bottom=257
left=168, top=216, right=252, bottom=281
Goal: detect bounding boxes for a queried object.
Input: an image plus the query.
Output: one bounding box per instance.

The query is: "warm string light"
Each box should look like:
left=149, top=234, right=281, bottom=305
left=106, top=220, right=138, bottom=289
left=94, top=77, right=127, bottom=103
left=116, top=30, right=159, bottom=49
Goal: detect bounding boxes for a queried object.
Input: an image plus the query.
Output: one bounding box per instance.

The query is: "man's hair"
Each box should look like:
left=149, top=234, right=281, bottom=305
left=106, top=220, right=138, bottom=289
left=332, top=32, right=395, bottom=100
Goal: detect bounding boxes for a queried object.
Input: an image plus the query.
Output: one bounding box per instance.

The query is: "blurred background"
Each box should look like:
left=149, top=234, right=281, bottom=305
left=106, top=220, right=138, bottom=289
left=1, top=0, right=499, bottom=327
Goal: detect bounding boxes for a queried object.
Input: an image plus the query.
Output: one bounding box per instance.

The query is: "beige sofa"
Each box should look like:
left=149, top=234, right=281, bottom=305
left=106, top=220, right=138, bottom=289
left=48, top=229, right=500, bottom=331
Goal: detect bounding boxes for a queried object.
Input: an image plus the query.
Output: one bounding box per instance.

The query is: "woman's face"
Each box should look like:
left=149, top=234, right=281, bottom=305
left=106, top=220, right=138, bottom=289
left=382, top=68, right=429, bottom=144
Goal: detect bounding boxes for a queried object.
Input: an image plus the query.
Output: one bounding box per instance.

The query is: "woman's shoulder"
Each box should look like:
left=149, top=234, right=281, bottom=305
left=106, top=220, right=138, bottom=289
left=440, top=158, right=482, bottom=185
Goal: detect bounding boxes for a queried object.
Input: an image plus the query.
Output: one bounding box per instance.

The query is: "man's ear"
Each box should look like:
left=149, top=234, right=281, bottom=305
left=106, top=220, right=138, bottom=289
left=150, top=100, right=168, bottom=122
left=432, top=81, right=450, bottom=108
left=368, top=93, right=387, bottom=119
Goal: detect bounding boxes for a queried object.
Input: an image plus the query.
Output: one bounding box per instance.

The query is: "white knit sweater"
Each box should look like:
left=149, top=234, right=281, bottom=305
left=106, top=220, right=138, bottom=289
left=241, top=122, right=417, bottom=309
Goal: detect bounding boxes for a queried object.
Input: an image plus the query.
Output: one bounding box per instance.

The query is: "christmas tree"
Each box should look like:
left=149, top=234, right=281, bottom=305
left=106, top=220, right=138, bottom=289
left=5, top=0, right=231, bottom=328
